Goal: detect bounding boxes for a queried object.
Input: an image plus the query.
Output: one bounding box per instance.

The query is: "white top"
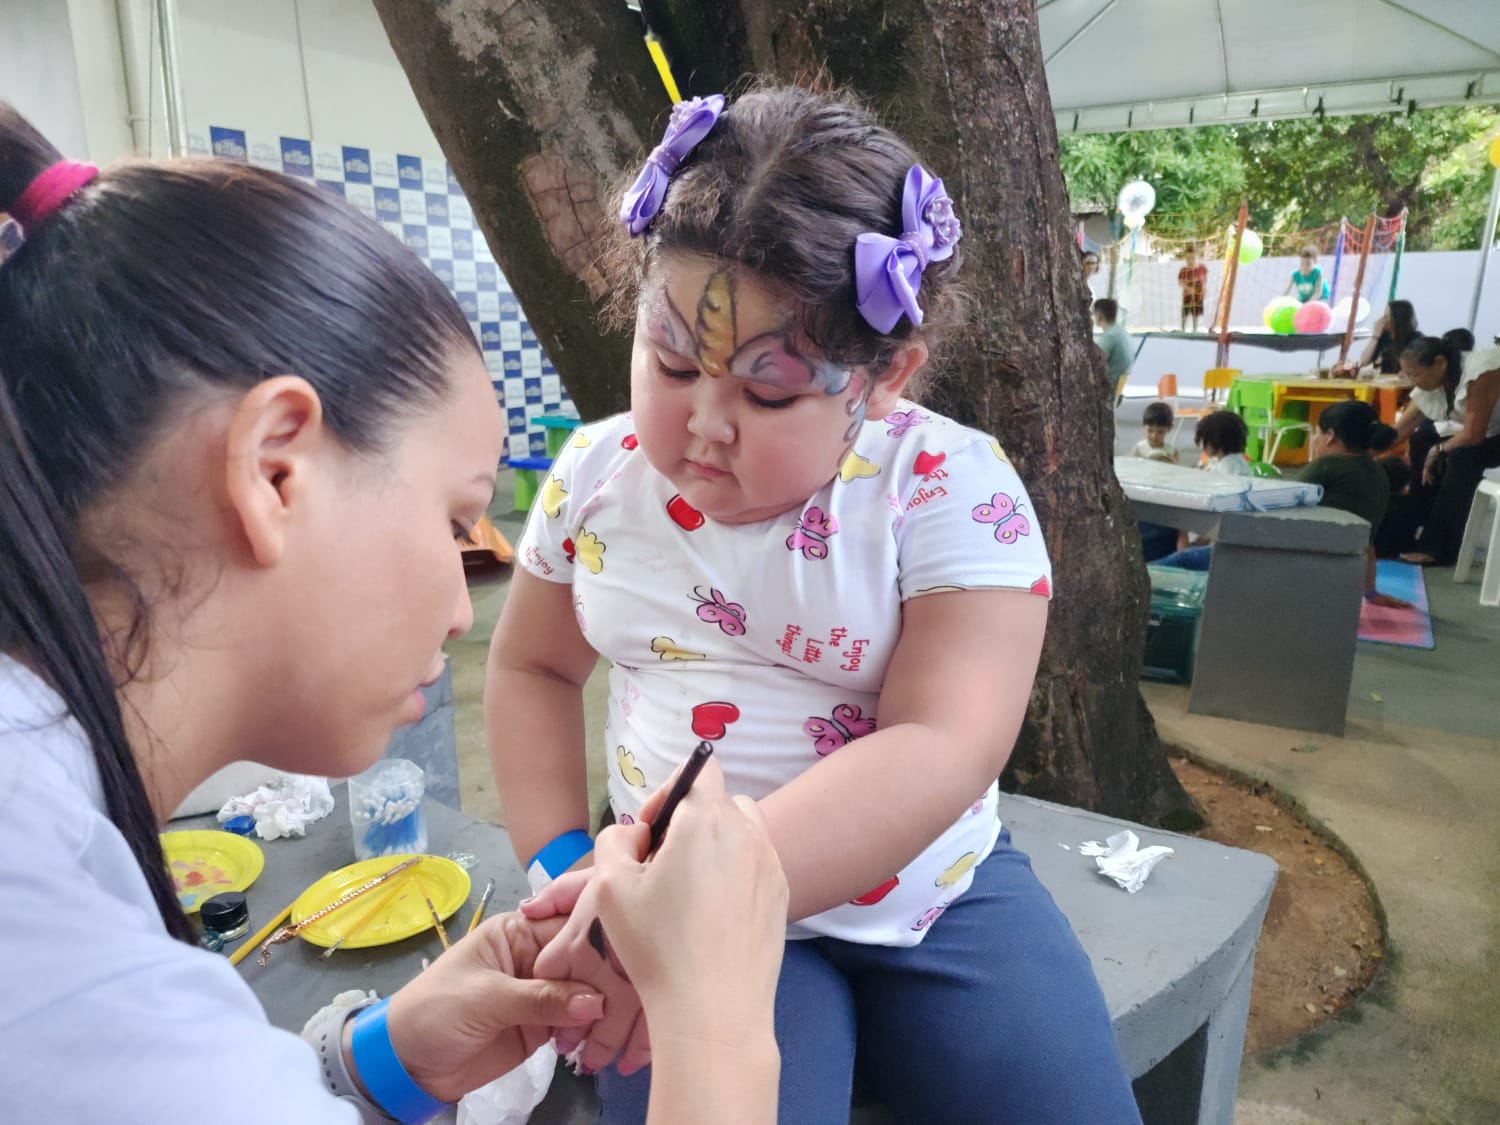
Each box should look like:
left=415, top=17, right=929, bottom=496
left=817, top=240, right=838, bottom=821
left=0, top=657, right=355, bottom=1122
left=1207, top=452, right=1254, bottom=476
left=1407, top=346, right=1500, bottom=440
left=1131, top=439, right=1179, bottom=463
left=519, top=406, right=1053, bottom=946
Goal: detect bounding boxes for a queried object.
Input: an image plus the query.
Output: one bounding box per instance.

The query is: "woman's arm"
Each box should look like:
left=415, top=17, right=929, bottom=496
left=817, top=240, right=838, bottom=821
left=486, top=568, right=600, bottom=867
left=757, top=589, right=1047, bottom=922
left=1446, top=368, right=1500, bottom=450
left=1394, top=401, right=1428, bottom=443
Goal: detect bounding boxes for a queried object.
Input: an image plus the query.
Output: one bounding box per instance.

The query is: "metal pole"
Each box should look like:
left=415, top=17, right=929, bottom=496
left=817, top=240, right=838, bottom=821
left=1468, top=165, right=1500, bottom=333
left=154, top=0, right=188, bottom=157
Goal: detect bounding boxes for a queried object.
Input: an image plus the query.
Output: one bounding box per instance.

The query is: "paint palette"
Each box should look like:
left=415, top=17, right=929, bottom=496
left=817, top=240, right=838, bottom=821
left=290, top=855, right=470, bottom=950
left=159, top=830, right=265, bottom=913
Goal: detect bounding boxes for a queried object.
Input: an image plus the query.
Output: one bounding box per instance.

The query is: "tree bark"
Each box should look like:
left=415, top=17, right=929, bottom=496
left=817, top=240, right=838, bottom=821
left=377, top=0, right=1192, bottom=822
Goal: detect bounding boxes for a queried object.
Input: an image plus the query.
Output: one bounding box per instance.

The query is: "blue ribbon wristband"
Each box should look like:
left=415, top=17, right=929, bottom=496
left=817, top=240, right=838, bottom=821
left=349, top=998, right=449, bottom=1124
left=527, top=829, right=594, bottom=892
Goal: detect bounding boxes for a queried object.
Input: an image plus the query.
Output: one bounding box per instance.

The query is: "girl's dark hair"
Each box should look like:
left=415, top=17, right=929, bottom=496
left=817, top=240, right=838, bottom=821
left=1441, top=327, right=1475, bottom=353
left=0, top=104, right=475, bottom=942
left=1142, top=401, right=1173, bottom=427
left=1317, top=399, right=1396, bottom=454
left=1403, top=334, right=1463, bottom=411
left=601, top=85, right=965, bottom=374
left=1386, top=299, right=1419, bottom=354
left=1195, top=410, right=1248, bottom=456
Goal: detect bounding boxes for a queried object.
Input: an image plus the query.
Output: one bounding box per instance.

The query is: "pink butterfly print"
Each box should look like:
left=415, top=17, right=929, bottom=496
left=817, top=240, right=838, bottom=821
left=729, top=332, right=855, bottom=397
left=884, top=408, right=929, bottom=437
left=786, top=506, right=839, bottom=560
left=690, top=585, right=747, bottom=636
left=803, top=703, right=877, bottom=756
left=912, top=903, right=950, bottom=932
left=971, top=492, right=1032, bottom=545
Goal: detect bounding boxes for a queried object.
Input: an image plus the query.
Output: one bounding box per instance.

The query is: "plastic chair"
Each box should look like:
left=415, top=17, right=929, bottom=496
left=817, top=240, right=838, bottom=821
left=1235, top=378, right=1313, bottom=464
left=1202, top=367, right=1239, bottom=405
left=1158, top=374, right=1179, bottom=403
left=1454, top=475, right=1500, bottom=607
left=1249, top=461, right=1282, bottom=478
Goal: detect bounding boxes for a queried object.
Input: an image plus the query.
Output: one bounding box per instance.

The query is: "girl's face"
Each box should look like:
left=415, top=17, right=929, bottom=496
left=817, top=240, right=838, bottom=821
left=630, top=254, right=917, bottom=525
left=1400, top=354, right=1446, bottom=392
left=1300, top=254, right=1315, bottom=270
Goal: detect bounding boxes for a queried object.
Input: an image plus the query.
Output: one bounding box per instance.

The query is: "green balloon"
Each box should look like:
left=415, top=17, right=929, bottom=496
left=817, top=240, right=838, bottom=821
left=1238, top=229, right=1264, bottom=264
left=1269, top=303, right=1297, bottom=335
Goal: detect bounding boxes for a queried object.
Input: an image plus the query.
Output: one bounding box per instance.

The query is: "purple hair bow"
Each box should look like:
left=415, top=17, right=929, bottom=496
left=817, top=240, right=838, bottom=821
left=854, top=165, right=962, bottom=333
left=620, top=94, right=726, bottom=237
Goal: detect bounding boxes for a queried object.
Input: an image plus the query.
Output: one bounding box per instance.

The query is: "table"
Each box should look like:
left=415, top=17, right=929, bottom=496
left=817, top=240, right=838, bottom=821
left=531, top=414, right=582, bottom=458
left=1226, top=373, right=1410, bottom=464
left=182, top=784, right=1275, bottom=1125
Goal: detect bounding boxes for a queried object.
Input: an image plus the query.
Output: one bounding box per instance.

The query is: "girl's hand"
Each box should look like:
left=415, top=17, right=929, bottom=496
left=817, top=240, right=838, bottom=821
left=380, top=912, right=604, bottom=1103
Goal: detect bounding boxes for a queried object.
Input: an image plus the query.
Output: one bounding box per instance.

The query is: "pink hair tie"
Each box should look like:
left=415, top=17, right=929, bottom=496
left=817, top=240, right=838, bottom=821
left=10, top=160, right=100, bottom=233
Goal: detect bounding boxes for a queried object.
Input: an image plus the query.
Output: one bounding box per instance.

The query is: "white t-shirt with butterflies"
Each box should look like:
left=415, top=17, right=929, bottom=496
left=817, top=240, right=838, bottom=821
left=517, top=404, right=1053, bottom=946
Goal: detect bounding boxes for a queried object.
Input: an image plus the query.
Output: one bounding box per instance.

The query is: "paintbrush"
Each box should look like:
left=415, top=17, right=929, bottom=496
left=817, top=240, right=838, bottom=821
left=413, top=873, right=451, bottom=951
left=253, top=855, right=422, bottom=966
left=319, top=874, right=414, bottom=960
left=466, top=878, right=495, bottom=935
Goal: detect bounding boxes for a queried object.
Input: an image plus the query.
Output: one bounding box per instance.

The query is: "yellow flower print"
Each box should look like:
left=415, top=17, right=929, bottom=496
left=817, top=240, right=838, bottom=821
left=540, top=475, right=568, bottom=518
left=935, top=852, right=979, bottom=889
left=616, top=746, right=646, bottom=788
left=651, top=636, right=706, bottom=661
left=574, top=529, right=605, bottom=574
left=839, top=451, right=881, bottom=483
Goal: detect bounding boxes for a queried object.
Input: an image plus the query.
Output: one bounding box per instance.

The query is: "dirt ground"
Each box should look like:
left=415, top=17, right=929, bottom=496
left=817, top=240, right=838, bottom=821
left=1169, top=756, right=1384, bottom=1055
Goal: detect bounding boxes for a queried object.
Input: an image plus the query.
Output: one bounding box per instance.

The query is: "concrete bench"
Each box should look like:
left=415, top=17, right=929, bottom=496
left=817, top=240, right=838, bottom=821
left=1129, top=498, right=1369, bottom=734
left=219, top=788, right=1274, bottom=1125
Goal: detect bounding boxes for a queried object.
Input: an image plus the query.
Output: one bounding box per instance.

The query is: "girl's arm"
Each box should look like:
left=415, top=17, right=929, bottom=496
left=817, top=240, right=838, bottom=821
left=486, top=568, right=600, bottom=867
left=1446, top=368, right=1500, bottom=450
left=757, top=589, right=1047, bottom=922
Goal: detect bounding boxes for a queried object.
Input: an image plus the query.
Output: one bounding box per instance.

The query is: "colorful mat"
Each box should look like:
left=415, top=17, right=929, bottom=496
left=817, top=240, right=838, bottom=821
left=1358, top=560, right=1434, bottom=649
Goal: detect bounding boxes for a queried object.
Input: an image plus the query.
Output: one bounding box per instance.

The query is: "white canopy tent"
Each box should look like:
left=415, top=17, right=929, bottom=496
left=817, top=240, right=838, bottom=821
left=1041, top=0, right=1500, bottom=134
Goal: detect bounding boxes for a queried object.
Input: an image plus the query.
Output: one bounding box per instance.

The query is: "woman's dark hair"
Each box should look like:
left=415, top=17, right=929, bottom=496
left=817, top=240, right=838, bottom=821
left=1317, top=399, right=1396, bottom=454
left=0, top=104, right=476, bottom=942
left=1441, top=327, right=1475, bottom=353
left=1386, top=299, right=1419, bottom=353
left=1142, top=401, right=1173, bottom=427
left=1195, top=410, right=1248, bottom=456
left=601, top=85, right=965, bottom=374
left=1403, top=334, right=1463, bottom=411
left=1093, top=297, right=1119, bottom=323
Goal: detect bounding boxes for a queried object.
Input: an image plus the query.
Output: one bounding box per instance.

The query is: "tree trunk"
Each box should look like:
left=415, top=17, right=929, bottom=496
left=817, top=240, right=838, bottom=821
left=377, top=0, right=1192, bottom=823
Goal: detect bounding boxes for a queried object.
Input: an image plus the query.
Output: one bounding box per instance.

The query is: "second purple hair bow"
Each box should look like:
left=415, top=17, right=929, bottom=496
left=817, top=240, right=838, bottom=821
left=620, top=94, right=726, bottom=237
left=853, top=165, right=962, bottom=333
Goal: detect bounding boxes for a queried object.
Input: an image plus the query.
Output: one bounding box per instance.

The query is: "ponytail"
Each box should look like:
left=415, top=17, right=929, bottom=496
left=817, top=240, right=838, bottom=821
left=1318, top=398, right=1395, bottom=455
left=1403, top=334, right=1463, bottom=412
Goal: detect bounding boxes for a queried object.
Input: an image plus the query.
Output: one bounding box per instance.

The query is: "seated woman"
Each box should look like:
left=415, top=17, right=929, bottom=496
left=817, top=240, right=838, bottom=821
left=1392, top=336, right=1500, bottom=565
left=1333, top=300, right=1418, bottom=378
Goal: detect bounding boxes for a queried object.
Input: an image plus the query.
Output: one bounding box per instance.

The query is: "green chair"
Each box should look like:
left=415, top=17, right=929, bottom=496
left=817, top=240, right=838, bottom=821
left=1235, top=378, right=1311, bottom=464
left=1249, top=461, right=1282, bottom=478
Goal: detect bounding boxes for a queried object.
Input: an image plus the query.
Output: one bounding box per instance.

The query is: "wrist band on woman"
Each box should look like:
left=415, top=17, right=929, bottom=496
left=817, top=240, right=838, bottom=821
left=527, top=829, right=594, bottom=894
left=349, top=998, right=449, bottom=1124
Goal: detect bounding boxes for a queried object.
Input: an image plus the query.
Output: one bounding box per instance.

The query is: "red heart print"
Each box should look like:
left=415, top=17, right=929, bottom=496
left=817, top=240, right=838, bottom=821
left=691, top=701, right=740, bottom=741
left=914, top=451, right=946, bottom=476
left=622, top=434, right=639, bottom=450
left=667, top=493, right=705, bottom=531
left=563, top=538, right=576, bottom=563
left=1030, top=575, right=1051, bottom=597
left=850, top=875, right=899, bottom=906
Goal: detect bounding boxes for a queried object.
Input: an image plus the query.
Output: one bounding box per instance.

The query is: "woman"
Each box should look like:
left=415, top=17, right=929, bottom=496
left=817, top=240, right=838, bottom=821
left=0, top=104, right=785, bottom=1123
left=1390, top=335, right=1500, bottom=565
left=1335, top=299, right=1418, bottom=377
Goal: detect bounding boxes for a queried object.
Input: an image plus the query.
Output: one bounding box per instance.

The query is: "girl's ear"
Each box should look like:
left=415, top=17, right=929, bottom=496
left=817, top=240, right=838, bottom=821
left=866, top=340, right=930, bottom=418
left=222, top=376, right=326, bottom=567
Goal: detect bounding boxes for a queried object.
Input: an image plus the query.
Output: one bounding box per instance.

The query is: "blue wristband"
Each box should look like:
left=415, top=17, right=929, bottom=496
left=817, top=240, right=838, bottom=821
left=527, top=829, right=594, bottom=890
left=349, top=998, right=449, bottom=1124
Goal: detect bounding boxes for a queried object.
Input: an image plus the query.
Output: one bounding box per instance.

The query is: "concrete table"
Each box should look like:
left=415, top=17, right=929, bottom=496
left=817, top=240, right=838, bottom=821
left=191, top=787, right=1275, bottom=1125
left=1130, top=498, right=1370, bottom=734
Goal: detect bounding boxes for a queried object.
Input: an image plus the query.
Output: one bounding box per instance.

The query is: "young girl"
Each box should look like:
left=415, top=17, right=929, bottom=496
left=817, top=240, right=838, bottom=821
left=1393, top=334, right=1500, bottom=564
left=489, top=87, right=1141, bottom=1124
left=0, top=104, right=785, bottom=1122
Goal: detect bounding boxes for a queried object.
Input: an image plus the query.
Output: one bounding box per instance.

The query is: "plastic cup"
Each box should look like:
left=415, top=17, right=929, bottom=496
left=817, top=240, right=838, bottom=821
left=348, top=758, right=428, bottom=861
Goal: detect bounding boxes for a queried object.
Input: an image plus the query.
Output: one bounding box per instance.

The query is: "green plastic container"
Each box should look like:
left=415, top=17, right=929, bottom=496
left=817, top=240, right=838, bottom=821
left=1143, top=565, right=1208, bottom=684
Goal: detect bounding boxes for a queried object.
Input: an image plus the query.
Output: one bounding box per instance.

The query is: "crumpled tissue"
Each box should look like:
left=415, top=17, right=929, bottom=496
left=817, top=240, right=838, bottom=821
left=1079, top=829, right=1174, bottom=893
left=218, top=774, right=334, bottom=840
left=456, top=1043, right=558, bottom=1125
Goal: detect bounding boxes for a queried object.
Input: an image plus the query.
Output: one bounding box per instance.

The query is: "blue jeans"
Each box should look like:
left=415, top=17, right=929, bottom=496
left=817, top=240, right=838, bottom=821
left=1154, top=545, right=1213, bottom=571
left=596, top=830, right=1141, bottom=1124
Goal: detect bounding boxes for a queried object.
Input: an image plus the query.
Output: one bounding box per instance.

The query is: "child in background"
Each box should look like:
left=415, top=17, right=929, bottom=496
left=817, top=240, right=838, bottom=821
left=1093, top=297, right=1132, bottom=400
left=1177, top=246, right=1208, bottom=332
left=1286, top=245, right=1329, bottom=304
left=491, top=87, right=1142, bottom=1125
left=1132, top=401, right=1179, bottom=462
left=1195, top=410, right=1253, bottom=475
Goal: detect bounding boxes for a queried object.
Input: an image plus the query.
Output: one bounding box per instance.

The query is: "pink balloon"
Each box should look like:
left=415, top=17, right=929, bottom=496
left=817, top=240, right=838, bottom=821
left=1294, top=300, right=1333, bottom=334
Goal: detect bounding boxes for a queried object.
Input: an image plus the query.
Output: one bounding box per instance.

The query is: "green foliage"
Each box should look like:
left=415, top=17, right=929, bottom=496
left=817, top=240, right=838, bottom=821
left=1060, top=106, right=1499, bottom=251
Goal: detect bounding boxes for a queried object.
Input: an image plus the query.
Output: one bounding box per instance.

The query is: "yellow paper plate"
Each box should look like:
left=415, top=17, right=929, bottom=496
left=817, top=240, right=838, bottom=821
left=160, top=830, right=265, bottom=914
left=290, top=855, right=470, bottom=950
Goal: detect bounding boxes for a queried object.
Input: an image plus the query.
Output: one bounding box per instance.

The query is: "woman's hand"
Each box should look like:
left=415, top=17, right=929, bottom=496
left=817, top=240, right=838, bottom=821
left=1423, top=443, right=1444, bottom=487
left=377, top=911, right=605, bottom=1103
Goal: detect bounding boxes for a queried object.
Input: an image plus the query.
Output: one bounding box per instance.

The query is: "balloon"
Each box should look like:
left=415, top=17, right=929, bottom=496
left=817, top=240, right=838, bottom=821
left=1237, top=229, right=1263, bottom=264
left=1293, top=300, right=1333, bottom=334
left=1263, top=297, right=1298, bottom=330
left=1117, top=179, right=1156, bottom=220
left=1269, top=304, right=1298, bottom=335
left=1331, top=295, right=1372, bottom=325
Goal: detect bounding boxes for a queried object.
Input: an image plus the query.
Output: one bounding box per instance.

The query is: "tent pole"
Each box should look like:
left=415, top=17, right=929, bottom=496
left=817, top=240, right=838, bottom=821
left=1213, top=202, right=1248, bottom=367
left=1340, top=214, right=1377, bottom=367
left=1468, top=167, right=1500, bottom=333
